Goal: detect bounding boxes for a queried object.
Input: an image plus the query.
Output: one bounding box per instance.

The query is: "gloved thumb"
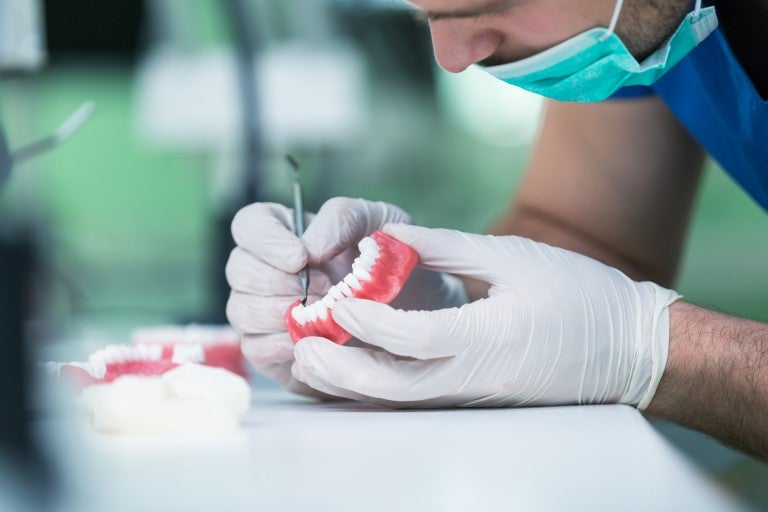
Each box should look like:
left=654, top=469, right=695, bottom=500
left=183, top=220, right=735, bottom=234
left=332, top=298, right=467, bottom=359
left=302, top=198, right=411, bottom=264
left=382, top=224, right=525, bottom=285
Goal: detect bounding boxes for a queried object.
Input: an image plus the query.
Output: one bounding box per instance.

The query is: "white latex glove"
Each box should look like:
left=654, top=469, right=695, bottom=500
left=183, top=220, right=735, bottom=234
left=226, top=198, right=467, bottom=397
left=292, top=224, right=681, bottom=409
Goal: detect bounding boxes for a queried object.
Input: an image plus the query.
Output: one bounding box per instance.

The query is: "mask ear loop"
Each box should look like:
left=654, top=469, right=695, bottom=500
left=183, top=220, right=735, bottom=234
left=599, top=0, right=624, bottom=42
left=693, top=0, right=702, bottom=17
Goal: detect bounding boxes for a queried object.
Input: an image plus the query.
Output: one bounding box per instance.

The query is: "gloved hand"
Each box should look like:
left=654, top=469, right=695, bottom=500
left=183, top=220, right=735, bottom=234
left=291, top=224, right=681, bottom=409
left=226, top=198, right=467, bottom=397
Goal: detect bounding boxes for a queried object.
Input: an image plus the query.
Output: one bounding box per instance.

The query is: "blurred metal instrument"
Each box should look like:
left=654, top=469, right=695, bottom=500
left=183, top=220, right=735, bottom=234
left=286, top=155, right=309, bottom=305
left=0, top=101, right=94, bottom=193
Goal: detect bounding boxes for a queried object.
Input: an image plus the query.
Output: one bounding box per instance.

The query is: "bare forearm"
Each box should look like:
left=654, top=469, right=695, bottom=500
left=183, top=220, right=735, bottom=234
left=647, top=301, right=768, bottom=459
left=489, top=203, right=675, bottom=284
left=463, top=205, right=681, bottom=301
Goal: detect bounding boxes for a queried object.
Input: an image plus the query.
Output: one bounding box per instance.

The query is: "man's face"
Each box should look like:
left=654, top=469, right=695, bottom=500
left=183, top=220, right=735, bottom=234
left=408, top=0, right=690, bottom=73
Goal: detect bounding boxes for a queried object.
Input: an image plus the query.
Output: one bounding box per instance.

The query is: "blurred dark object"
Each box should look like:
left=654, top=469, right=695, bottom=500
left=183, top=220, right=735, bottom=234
left=0, top=126, right=10, bottom=193
left=0, top=229, right=48, bottom=508
left=224, top=0, right=263, bottom=206
left=42, top=0, right=145, bottom=62
left=208, top=0, right=265, bottom=324
left=332, top=4, right=436, bottom=99
left=0, top=233, right=33, bottom=458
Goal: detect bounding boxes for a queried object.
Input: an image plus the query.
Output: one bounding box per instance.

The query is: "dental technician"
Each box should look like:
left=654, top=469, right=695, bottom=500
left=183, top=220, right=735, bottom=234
left=226, top=0, right=768, bottom=458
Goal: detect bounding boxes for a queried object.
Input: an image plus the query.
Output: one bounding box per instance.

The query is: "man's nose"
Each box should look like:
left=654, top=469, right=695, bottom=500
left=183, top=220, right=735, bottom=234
left=429, top=22, right=503, bottom=73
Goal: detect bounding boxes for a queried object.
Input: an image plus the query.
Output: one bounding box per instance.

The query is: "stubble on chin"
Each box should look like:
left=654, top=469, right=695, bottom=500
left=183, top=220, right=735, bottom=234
left=618, top=0, right=693, bottom=61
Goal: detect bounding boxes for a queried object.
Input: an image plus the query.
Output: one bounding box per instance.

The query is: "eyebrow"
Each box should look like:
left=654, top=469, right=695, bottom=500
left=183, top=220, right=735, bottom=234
left=418, top=0, right=518, bottom=20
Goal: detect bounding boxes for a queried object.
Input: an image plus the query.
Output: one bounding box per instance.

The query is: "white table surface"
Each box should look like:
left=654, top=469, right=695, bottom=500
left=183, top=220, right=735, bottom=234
left=39, top=390, right=749, bottom=512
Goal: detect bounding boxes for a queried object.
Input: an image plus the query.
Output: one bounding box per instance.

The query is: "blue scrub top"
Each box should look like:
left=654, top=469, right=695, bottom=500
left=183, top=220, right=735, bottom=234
left=612, top=26, right=768, bottom=212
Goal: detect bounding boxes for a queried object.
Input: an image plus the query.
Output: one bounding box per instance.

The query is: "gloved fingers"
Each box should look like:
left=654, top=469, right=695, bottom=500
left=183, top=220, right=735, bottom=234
left=227, top=292, right=321, bottom=334
left=382, top=223, right=527, bottom=284
left=226, top=247, right=334, bottom=296
left=292, top=361, right=436, bottom=408
left=293, top=337, right=456, bottom=403
left=291, top=360, right=375, bottom=402
left=247, top=354, right=340, bottom=401
left=331, top=299, right=467, bottom=359
left=231, top=203, right=309, bottom=273
left=285, top=374, right=347, bottom=401
left=391, top=268, right=469, bottom=311
left=240, top=332, right=295, bottom=367
left=303, top=197, right=412, bottom=264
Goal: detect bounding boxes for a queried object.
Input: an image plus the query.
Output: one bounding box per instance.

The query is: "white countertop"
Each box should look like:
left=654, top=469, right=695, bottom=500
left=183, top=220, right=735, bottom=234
left=40, top=390, right=749, bottom=512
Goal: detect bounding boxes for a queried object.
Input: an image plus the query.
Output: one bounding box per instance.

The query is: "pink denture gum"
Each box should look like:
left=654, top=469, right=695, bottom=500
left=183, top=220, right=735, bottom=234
left=285, top=230, right=419, bottom=345
left=130, top=325, right=247, bottom=378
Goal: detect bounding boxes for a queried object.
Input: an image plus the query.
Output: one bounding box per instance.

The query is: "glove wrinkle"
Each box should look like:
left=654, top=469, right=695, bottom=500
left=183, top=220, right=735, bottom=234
left=294, top=226, right=680, bottom=409
left=333, top=299, right=466, bottom=360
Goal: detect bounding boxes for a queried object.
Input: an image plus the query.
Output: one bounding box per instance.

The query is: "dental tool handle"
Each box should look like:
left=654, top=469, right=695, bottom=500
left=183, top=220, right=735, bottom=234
left=289, top=157, right=309, bottom=305
left=292, top=179, right=305, bottom=237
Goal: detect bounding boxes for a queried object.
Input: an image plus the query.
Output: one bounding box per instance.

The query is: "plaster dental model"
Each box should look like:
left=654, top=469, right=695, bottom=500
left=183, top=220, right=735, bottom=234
left=44, top=344, right=251, bottom=434
left=79, top=364, right=251, bottom=435
left=285, top=230, right=418, bottom=345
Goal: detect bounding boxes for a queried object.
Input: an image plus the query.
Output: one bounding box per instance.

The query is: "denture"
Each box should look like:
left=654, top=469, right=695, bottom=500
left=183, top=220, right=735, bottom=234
left=45, top=326, right=247, bottom=389
left=45, top=344, right=179, bottom=388
left=130, top=325, right=247, bottom=378
left=285, top=230, right=418, bottom=345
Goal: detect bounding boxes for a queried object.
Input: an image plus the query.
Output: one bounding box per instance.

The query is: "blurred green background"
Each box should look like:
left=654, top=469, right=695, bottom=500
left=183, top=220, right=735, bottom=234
left=1, top=0, right=766, bottom=507
left=1, top=0, right=764, bottom=335
left=3, top=64, right=765, bottom=332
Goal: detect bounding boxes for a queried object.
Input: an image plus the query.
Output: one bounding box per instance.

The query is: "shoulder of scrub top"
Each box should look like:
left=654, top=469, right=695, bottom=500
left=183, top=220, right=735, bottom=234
left=607, top=85, right=655, bottom=101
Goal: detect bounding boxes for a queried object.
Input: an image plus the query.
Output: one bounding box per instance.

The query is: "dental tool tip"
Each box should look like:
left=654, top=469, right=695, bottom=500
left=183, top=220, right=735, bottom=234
left=286, top=154, right=300, bottom=172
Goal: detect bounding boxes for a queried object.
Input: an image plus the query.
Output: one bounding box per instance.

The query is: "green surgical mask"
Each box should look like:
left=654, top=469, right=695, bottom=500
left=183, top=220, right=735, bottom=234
left=481, top=0, right=718, bottom=102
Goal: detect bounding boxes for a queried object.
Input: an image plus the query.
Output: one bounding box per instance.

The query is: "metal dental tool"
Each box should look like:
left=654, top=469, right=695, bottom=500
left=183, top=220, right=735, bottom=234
left=286, top=154, right=309, bottom=306
left=0, top=101, right=94, bottom=193
left=12, top=101, right=94, bottom=164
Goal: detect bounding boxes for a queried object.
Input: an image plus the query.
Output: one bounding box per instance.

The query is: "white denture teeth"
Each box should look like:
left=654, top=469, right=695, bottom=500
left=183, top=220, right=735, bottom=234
left=43, top=361, right=97, bottom=378
left=337, top=282, right=353, bottom=297
left=353, top=266, right=372, bottom=282
left=291, top=306, right=307, bottom=323
left=171, top=343, right=206, bottom=364
left=87, top=361, right=107, bottom=379
left=292, top=236, right=384, bottom=326
left=343, top=273, right=362, bottom=290
left=358, top=237, right=379, bottom=255
left=328, top=285, right=345, bottom=301
left=314, top=301, right=329, bottom=321
left=358, top=253, right=376, bottom=267
left=86, top=344, right=164, bottom=379
left=42, top=362, right=65, bottom=378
